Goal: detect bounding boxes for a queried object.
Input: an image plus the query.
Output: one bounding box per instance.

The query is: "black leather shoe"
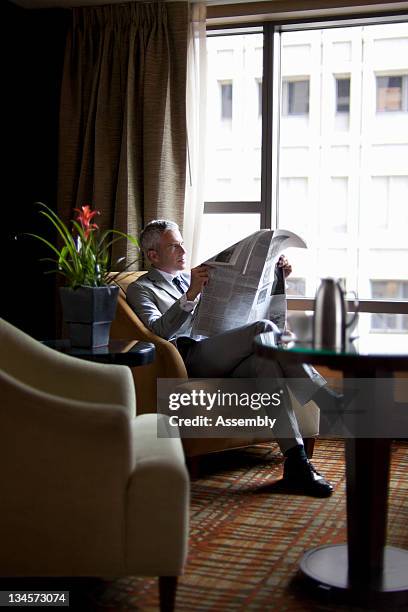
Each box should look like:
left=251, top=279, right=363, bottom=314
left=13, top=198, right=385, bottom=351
left=282, top=458, right=334, bottom=498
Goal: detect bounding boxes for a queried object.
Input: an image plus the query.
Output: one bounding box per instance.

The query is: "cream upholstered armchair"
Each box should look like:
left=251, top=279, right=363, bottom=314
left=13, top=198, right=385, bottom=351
left=0, top=318, right=189, bottom=612
left=110, top=272, right=320, bottom=460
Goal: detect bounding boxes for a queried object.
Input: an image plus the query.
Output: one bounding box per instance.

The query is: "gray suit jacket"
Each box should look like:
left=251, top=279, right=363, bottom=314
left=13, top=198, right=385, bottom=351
left=127, top=268, right=326, bottom=401
left=126, top=268, right=194, bottom=340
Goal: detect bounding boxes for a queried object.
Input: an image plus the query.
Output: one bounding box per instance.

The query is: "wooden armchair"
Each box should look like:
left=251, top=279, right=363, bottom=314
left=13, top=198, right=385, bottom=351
left=110, top=272, right=187, bottom=414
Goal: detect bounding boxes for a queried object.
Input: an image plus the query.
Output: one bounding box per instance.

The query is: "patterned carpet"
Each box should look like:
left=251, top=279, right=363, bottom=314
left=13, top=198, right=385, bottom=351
left=88, top=439, right=408, bottom=611
left=2, top=440, right=406, bottom=610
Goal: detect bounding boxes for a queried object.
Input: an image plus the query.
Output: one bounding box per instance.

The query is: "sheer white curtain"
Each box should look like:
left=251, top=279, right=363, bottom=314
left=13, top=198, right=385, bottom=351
left=183, top=2, right=207, bottom=266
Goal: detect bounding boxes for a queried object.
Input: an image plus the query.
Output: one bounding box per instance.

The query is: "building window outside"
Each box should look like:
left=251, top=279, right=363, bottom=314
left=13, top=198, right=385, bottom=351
left=220, top=81, right=233, bottom=119
left=282, top=79, right=310, bottom=115
left=376, top=75, right=408, bottom=112
left=371, top=280, right=408, bottom=331
left=336, top=77, right=350, bottom=112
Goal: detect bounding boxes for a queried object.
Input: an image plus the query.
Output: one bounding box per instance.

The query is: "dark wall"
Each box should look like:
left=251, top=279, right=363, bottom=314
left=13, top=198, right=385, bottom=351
left=2, top=1, right=70, bottom=339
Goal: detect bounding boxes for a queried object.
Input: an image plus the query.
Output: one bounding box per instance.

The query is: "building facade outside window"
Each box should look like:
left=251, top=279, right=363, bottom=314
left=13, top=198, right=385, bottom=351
left=201, top=20, right=408, bottom=332
left=201, top=32, right=263, bottom=259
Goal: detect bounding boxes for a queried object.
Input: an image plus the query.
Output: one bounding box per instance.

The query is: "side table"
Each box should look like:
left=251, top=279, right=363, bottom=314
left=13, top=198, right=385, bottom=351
left=42, top=339, right=155, bottom=367
left=254, top=328, right=408, bottom=606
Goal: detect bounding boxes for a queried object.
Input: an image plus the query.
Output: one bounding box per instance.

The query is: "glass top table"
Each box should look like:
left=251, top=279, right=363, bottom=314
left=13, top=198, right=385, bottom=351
left=256, top=311, right=408, bottom=370
left=256, top=333, right=408, bottom=372
left=254, top=313, right=408, bottom=605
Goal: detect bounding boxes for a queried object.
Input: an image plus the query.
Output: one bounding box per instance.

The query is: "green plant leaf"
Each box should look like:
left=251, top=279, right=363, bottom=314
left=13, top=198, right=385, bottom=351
left=28, top=202, right=140, bottom=289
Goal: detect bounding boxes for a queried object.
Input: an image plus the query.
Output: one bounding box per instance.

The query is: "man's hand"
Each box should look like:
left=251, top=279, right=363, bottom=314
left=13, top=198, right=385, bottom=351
left=278, top=255, right=292, bottom=278
left=186, top=265, right=210, bottom=301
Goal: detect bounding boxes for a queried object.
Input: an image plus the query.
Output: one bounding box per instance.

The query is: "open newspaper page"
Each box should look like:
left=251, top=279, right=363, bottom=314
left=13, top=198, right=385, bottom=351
left=192, top=229, right=306, bottom=337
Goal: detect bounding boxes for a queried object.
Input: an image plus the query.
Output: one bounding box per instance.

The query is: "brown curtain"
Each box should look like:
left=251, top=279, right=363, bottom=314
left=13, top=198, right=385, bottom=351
left=58, top=2, right=189, bottom=267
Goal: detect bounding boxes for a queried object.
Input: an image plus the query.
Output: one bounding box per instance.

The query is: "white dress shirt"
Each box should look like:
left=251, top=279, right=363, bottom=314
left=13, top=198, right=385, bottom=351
left=156, top=269, right=199, bottom=313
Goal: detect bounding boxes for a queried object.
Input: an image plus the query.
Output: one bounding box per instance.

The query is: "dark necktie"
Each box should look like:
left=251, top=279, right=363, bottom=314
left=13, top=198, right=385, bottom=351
left=172, top=276, right=185, bottom=294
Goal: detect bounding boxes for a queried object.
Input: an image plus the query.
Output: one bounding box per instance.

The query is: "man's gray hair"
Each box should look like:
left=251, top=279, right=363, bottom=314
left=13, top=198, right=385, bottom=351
left=140, top=219, right=179, bottom=253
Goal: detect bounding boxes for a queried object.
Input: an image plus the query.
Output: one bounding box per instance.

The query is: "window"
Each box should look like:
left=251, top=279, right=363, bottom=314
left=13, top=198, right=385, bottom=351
left=220, top=82, right=233, bottom=119
left=371, top=281, right=408, bottom=331
left=205, top=32, right=263, bottom=205
left=336, top=77, right=350, bottom=113
left=376, top=75, right=408, bottom=112
left=203, top=21, right=408, bottom=315
left=371, top=280, right=408, bottom=300
left=277, top=25, right=408, bottom=299
left=282, top=79, right=310, bottom=115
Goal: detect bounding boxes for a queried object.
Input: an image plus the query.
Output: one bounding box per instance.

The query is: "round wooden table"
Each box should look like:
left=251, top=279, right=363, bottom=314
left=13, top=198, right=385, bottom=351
left=254, top=328, right=408, bottom=606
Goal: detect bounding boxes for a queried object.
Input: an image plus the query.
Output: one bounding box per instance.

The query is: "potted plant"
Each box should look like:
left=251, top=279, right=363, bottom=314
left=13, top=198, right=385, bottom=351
left=29, top=202, right=139, bottom=348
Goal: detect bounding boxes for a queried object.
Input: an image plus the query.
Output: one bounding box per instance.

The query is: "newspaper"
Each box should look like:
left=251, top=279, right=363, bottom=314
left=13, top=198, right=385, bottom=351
left=192, top=229, right=306, bottom=338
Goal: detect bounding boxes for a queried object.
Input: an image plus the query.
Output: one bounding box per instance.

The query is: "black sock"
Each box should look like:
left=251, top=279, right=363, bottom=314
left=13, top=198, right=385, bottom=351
left=284, top=444, right=307, bottom=463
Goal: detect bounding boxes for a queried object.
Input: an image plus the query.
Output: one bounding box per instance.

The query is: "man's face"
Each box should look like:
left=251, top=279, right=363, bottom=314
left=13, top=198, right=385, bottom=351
left=148, top=229, right=187, bottom=274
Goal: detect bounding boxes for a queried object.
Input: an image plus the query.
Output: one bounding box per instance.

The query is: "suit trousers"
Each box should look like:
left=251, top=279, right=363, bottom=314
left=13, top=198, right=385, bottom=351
left=182, top=319, right=326, bottom=453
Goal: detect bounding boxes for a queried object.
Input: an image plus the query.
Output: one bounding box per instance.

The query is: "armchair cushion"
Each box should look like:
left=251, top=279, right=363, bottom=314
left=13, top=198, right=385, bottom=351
left=126, top=415, right=189, bottom=575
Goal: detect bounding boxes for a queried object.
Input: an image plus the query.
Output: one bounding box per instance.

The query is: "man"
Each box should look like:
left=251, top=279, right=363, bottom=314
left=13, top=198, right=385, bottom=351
left=127, top=219, right=338, bottom=497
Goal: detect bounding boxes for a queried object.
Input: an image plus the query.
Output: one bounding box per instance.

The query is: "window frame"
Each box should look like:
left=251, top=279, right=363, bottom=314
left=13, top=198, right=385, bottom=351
left=204, top=14, right=408, bottom=316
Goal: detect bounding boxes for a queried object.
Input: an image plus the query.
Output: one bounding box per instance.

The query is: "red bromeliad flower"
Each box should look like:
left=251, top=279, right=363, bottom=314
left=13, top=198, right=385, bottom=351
left=74, top=204, right=100, bottom=239
left=30, top=201, right=139, bottom=288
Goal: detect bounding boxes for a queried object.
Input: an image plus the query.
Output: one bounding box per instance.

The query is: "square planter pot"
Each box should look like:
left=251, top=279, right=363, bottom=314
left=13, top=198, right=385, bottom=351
left=59, top=285, right=119, bottom=348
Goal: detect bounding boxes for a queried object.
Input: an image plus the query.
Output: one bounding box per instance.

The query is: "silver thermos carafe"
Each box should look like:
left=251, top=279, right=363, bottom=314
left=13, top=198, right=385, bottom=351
left=313, top=278, right=358, bottom=351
